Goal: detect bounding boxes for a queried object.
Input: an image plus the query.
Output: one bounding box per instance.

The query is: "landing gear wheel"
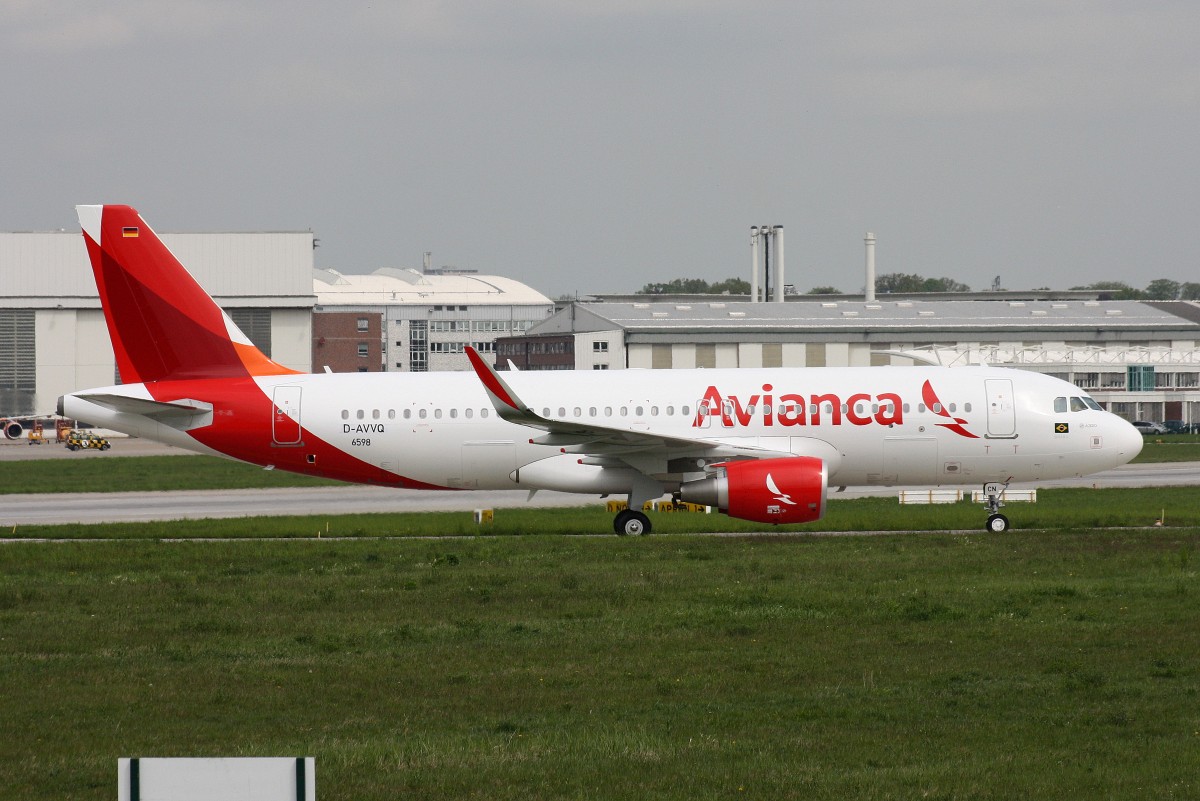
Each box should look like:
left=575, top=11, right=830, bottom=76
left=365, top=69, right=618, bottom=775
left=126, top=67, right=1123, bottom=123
left=986, top=514, right=1010, bottom=533
left=613, top=510, right=651, bottom=536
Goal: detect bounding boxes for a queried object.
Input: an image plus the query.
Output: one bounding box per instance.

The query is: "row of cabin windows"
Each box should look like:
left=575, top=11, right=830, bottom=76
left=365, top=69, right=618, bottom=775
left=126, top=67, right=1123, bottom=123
left=342, top=408, right=493, bottom=420
left=338, top=401, right=971, bottom=421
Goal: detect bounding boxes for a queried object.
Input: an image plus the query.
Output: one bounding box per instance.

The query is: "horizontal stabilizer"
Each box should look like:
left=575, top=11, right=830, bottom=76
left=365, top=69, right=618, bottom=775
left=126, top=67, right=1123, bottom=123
left=73, top=393, right=214, bottom=429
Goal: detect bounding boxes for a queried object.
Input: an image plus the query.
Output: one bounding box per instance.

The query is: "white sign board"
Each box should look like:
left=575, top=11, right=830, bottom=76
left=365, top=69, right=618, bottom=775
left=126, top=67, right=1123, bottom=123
left=118, top=757, right=315, bottom=801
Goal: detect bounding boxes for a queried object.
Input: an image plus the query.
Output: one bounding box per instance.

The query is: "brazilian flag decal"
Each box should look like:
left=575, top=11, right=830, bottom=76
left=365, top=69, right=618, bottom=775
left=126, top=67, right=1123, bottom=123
left=1054, top=422, right=1069, bottom=434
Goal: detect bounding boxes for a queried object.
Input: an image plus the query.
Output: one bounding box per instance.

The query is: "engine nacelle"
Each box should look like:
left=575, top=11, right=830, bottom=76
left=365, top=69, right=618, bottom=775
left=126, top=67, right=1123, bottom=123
left=679, top=457, right=827, bottom=525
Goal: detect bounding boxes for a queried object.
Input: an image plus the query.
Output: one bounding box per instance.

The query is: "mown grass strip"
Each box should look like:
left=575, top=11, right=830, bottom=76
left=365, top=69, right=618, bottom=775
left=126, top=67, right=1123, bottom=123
left=1133, top=437, right=1200, bottom=462
left=4, top=486, right=1199, bottom=540
left=1, top=529, right=1198, bottom=799
left=0, top=454, right=344, bottom=494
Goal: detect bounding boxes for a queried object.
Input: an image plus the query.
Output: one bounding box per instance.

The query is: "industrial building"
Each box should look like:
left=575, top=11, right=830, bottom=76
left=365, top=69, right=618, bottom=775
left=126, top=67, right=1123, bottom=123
left=0, top=230, right=315, bottom=418
left=495, top=229, right=1200, bottom=426
left=4, top=221, right=1199, bottom=430
left=495, top=298, right=1200, bottom=426
left=313, top=267, right=553, bottom=373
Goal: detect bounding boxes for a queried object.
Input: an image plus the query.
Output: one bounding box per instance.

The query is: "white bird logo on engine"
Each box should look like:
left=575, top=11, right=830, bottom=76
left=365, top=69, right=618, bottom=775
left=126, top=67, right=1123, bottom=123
left=765, top=473, right=796, bottom=505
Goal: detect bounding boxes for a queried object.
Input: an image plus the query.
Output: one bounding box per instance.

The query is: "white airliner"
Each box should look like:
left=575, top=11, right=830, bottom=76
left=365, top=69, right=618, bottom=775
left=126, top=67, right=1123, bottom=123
left=58, top=205, right=1143, bottom=534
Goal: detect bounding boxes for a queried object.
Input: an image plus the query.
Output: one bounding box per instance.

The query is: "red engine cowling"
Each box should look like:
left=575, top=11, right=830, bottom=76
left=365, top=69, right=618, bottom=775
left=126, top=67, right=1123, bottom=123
left=679, top=457, right=827, bottom=525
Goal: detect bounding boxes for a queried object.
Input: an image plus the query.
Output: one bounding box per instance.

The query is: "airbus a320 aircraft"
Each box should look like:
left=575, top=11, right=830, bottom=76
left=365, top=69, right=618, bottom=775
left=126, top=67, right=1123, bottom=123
left=59, top=205, right=1143, bottom=534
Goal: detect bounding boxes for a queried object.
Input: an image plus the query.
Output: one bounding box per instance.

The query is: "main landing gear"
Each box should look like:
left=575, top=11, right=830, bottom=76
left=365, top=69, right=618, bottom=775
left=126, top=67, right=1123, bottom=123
left=982, top=481, right=1010, bottom=533
left=613, top=509, right=651, bottom=536
left=612, top=477, right=662, bottom=536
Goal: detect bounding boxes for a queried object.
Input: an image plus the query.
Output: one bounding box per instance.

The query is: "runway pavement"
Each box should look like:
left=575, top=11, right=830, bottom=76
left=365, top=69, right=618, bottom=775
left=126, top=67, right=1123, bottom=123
left=1, top=460, right=1196, bottom=527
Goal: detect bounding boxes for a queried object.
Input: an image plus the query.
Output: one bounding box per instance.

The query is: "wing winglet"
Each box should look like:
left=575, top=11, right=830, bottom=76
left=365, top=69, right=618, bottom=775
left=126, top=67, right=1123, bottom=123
left=466, top=345, right=540, bottom=425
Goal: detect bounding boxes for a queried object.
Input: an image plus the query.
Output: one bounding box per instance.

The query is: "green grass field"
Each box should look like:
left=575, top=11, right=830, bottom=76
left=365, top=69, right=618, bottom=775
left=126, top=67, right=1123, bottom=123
left=1135, top=435, right=1200, bottom=462
left=2, top=529, right=1199, bottom=799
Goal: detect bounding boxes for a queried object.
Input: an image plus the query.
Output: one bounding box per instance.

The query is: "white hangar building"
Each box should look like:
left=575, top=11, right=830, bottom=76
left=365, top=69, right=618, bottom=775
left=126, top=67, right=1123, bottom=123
left=499, top=298, right=1200, bottom=426
left=0, top=230, right=315, bottom=418
left=312, top=267, right=553, bottom=373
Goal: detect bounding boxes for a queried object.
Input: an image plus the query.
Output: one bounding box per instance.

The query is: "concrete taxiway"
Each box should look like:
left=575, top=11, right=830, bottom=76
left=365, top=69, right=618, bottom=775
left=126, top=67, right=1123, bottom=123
left=1, top=459, right=1196, bottom=527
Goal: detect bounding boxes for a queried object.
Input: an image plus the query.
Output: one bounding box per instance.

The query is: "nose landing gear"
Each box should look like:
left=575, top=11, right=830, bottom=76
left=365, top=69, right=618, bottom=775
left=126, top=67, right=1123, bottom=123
left=982, top=481, right=1010, bottom=533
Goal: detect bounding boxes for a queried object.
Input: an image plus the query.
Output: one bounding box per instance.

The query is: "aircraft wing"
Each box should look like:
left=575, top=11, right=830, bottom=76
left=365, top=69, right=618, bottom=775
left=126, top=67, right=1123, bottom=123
left=465, top=347, right=792, bottom=465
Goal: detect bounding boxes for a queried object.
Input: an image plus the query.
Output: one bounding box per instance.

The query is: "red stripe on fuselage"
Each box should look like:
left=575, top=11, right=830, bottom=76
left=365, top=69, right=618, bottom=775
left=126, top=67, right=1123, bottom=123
left=144, top=378, right=448, bottom=491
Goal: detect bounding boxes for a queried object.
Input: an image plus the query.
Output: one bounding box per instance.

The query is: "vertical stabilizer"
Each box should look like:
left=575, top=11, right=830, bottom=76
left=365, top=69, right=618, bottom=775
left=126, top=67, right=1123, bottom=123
left=77, top=205, right=298, bottom=383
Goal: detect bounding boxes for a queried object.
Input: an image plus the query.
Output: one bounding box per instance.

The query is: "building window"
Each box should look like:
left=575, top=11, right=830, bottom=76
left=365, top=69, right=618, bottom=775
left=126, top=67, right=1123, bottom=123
left=409, top=320, right=428, bottom=372
left=358, top=342, right=369, bottom=358
left=593, top=341, right=609, bottom=352
left=357, top=317, right=369, bottom=331
left=1127, top=365, right=1155, bottom=392
left=593, top=364, right=608, bottom=370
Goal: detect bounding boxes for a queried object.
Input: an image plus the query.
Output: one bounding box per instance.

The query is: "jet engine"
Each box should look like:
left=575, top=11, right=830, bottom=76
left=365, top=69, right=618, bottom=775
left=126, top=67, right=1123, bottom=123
left=679, top=456, right=827, bottom=525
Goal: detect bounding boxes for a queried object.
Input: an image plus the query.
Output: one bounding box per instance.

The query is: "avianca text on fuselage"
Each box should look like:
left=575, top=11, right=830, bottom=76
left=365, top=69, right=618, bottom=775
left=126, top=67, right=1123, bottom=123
left=693, top=384, right=904, bottom=428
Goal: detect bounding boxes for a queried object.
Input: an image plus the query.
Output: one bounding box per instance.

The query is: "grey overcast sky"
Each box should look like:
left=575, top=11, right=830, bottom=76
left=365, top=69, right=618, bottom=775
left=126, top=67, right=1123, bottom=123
left=2, top=1, right=1197, bottom=297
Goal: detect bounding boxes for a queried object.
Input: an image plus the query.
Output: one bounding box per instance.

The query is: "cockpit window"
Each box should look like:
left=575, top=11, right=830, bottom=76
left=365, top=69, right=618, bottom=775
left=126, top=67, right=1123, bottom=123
left=1082, top=397, right=1102, bottom=411
left=1054, top=397, right=1067, bottom=413
left=1070, top=397, right=1088, bottom=412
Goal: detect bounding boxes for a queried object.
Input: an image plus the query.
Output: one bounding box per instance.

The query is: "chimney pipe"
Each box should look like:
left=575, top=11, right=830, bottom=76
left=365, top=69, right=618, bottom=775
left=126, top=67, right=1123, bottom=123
left=864, top=232, right=876, bottom=302
left=750, top=226, right=759, bottom=303
left=773, top=226, right=785, bottom=302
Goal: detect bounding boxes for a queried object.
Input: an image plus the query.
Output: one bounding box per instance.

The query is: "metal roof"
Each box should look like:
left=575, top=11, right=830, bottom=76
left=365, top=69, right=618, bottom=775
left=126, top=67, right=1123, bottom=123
left=532, top=299, right=1200, bottom=335
left=314, top=267, right=551, bottom=307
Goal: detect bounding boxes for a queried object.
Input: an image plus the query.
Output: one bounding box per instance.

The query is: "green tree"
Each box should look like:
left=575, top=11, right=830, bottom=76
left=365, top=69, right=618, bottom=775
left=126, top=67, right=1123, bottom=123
left=1070, top=281, right=1144, bottom=299
left=709, top=277, right=751, bottom=295
left=1144, top=279, right=1181, bottom=300
left=808, top=286, right=841, bottom=295
left=920, top=277, right=971, bottom=292
left=874, top=273, right=970, bottom=293
left=638, top=277, right=749, bottom=295
left=1181, top=282, right=1200, bottom=300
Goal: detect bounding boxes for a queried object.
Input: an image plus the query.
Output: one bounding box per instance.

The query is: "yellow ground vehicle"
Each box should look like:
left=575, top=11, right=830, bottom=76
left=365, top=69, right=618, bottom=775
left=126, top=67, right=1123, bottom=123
left=64, top=430, right=111, bottom=451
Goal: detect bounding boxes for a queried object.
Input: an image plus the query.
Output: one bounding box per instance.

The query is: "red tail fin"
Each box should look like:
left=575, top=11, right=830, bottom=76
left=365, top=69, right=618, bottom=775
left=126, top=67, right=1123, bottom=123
left=77, top=205, right=298, bottom=383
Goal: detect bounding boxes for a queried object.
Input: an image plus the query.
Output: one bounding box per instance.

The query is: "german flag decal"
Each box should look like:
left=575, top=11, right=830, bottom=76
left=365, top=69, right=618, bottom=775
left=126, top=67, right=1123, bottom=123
left=121, top=227, right=139, bottom=238
left=1054, top=422, right=1069, bottom=434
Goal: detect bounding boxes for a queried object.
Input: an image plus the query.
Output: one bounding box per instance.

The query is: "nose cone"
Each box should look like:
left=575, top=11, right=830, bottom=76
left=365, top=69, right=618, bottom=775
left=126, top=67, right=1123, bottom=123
left=1108, top=416, right=1144, bottom=465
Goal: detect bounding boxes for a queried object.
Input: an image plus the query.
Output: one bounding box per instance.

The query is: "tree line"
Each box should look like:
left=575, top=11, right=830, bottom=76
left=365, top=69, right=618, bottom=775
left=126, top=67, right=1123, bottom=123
left=637, top=275, right=1200, bottom=299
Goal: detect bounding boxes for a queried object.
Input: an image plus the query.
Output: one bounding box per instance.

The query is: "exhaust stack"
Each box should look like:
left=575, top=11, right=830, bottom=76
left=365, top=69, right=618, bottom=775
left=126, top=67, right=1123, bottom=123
left=865, top=232, right=876, bottom=302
